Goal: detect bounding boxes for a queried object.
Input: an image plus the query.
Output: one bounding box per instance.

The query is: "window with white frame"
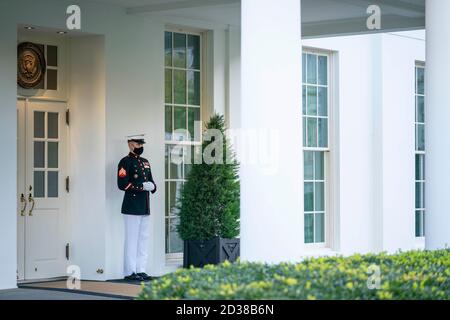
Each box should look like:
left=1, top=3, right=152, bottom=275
left=302, top=51, right=330, bottom=244
left=164, top=30, right=202, bottom=255
left=415, top=64, right=425, bottom=238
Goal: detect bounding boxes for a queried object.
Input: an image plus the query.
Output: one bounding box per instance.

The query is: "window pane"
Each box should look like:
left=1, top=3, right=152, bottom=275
left=416, top=67, right=424, bottom=95
left=47, top=69, right=57, bottom=90
left=187, top=70, right=200, bottom=106
left=415, top=210, right=422, bottom=237
left=165, top=105, right=173, bottom=141
left=307, top=118, right=317, bottom=147
left=318, top=56, right=328, bottom=85
left=416, top=154, right=425, bottom=181
left=415, top=182, right=424, bottom=209
left=304, top=182, right=314, bottom=212
left=304, top=151, right=314, bottom=180
left=187, top=35, right=200, bottom=70
left=48, top=112, right=58, bottom=139
left=318, top=87, right=328, bottom=116
left=169, top=217, right=183, bottom=253
left=165, top=182, right=169, bottom=216
left=302, top=85, right=307, bottom=115
left=302, top=117, right=307, bottom=147
left=417, top=124, right=425, bottom=151
left=165, top=31, right=172, bottom=67
left=315, top=182, right=324, bottom=211
left=314, top=212, right=325, bottom=243
left=174, top=70, right=186, bottom=104
left=318, top=118, right=328, bottom=148
left=165, top=147, right=169, bottom=180
left=315, top=152, right=324, bottom=180
left=47, top=142, right=58, bottom=168
left=169, top=181, right=183, bottom=216
left=48, top=171, right=58, bottom=198
left=34, top=141, right=45, bottom=168
left=165, top=218, right=170, bottom=253
left=307, top=86, right=317, bottom=116
left=34, top=171, right=45, bottom=198
left=188, top=107, right=200, bottom=141
left=47, top=45, right=58, bottom=67
left=302, top=53, right=307, bottom=83
left=306, top=54, right=317, bottom=84
left=173, top=107, right=187, bottom=140
left=304, top=214, right=314, bottom=243
left=173, top=33, right=186, bottom=68
left=165, top=68, right=172, bottom=103
left=169, top=146, right=184, bottom=180
left=416, top=96, right=425, bottom=123
left=34, top=111, right=45, bottom=138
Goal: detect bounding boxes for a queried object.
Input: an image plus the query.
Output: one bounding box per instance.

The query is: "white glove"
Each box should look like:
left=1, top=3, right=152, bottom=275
left=143, top=181, right=155, bottom=192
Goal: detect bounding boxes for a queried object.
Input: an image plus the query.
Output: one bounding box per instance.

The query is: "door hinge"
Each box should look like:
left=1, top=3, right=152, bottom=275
left=65, top=176, right=70, bottom=193
left=66, top=109, right=70, bottom=126
left=66, top=243, right=70, bottom=260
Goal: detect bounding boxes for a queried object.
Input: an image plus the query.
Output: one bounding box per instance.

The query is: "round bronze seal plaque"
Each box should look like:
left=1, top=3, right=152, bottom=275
left=17, top=42, right=46, bottom=89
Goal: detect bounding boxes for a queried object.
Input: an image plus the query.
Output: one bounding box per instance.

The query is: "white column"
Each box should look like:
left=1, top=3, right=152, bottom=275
left=425, top=0, right=450, bottom=249
left=240, top=0, right=303, bottom=263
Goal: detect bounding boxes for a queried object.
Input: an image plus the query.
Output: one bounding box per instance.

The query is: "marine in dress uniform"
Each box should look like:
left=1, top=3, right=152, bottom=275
left=117, top=134, right=156, bottom=281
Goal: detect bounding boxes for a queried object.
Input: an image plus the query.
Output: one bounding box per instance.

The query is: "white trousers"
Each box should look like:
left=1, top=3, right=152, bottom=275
left=123, top=214, right=150, bottom=276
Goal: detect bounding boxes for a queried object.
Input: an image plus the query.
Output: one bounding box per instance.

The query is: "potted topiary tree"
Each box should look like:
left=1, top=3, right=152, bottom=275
left=177, top=114, right=240, bottom=268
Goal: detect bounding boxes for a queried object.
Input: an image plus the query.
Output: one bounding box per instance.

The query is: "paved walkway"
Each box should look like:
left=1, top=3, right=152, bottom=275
left=0, top=288, right=123, bottom=300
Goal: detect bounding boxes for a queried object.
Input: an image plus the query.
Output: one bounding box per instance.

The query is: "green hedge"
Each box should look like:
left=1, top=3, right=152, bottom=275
left=139, top=250, right=450, bottom=300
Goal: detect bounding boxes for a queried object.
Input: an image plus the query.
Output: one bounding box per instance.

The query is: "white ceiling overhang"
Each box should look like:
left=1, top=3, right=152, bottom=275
left=87, top=0, right=425, bottom=37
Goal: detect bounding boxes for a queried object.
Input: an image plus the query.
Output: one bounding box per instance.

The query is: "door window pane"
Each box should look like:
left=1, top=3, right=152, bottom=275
left=48, top=171, right=58, bottom=198
left=34, top=171, right=45, bottom=198
left=34, top=141, right=45, bottom=168
left=169, top=146, right=184, bottom=180
left=47, top=142, right=58, bottom=168
left=417, top=124, right=425, bottom=151
left=415, top=182, right=425, bottom=209
left=174, top=107, right=187, bottom=140
left=416, top=67, right=424, bottom=95
left=416, top=154, right=425, bottom=181
left=47, top=112, right=58, bottom=139
left=315, top=152, right=324, bottom=180
left=34, top=111, right=45, bottom=138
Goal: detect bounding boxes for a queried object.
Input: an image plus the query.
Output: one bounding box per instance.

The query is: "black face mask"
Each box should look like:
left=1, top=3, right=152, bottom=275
left=134, top=147, right=144, bottom=155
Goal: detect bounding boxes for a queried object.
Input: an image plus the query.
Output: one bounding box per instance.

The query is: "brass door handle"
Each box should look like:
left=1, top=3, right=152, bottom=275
left=28, top=193, right=35, bottom=216
left=20, top=193, right=27, bottom=216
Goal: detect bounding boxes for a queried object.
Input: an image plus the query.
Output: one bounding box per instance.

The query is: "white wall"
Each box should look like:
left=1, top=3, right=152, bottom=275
left=303, top=30, right=425, bottom=255
left=68, top=35, right=106, bottom=280
left=0, top=5, right=19, bottom=290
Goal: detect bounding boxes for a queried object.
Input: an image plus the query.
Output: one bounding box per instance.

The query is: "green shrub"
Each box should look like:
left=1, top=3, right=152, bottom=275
left=138, top=250, right=450, bottom=300
left=177, top=114, right=240, bottom=241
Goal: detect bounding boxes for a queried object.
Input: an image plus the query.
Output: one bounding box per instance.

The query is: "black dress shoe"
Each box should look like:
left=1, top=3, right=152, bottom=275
left=124, top=273, right=144, bottom=281
left=137, top=272, right=152, bottom=281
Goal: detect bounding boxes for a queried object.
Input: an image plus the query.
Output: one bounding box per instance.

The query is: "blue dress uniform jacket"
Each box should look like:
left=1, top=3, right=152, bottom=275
left=117, top=153, right=157, bottom=215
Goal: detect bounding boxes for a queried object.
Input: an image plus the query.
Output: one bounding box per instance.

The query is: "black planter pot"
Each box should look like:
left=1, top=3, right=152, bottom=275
left=183, top=237, right=240, bottom=268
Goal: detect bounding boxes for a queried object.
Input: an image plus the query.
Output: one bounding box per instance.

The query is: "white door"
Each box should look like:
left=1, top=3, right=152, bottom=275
left=17, top=99, right=68, bottom=281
